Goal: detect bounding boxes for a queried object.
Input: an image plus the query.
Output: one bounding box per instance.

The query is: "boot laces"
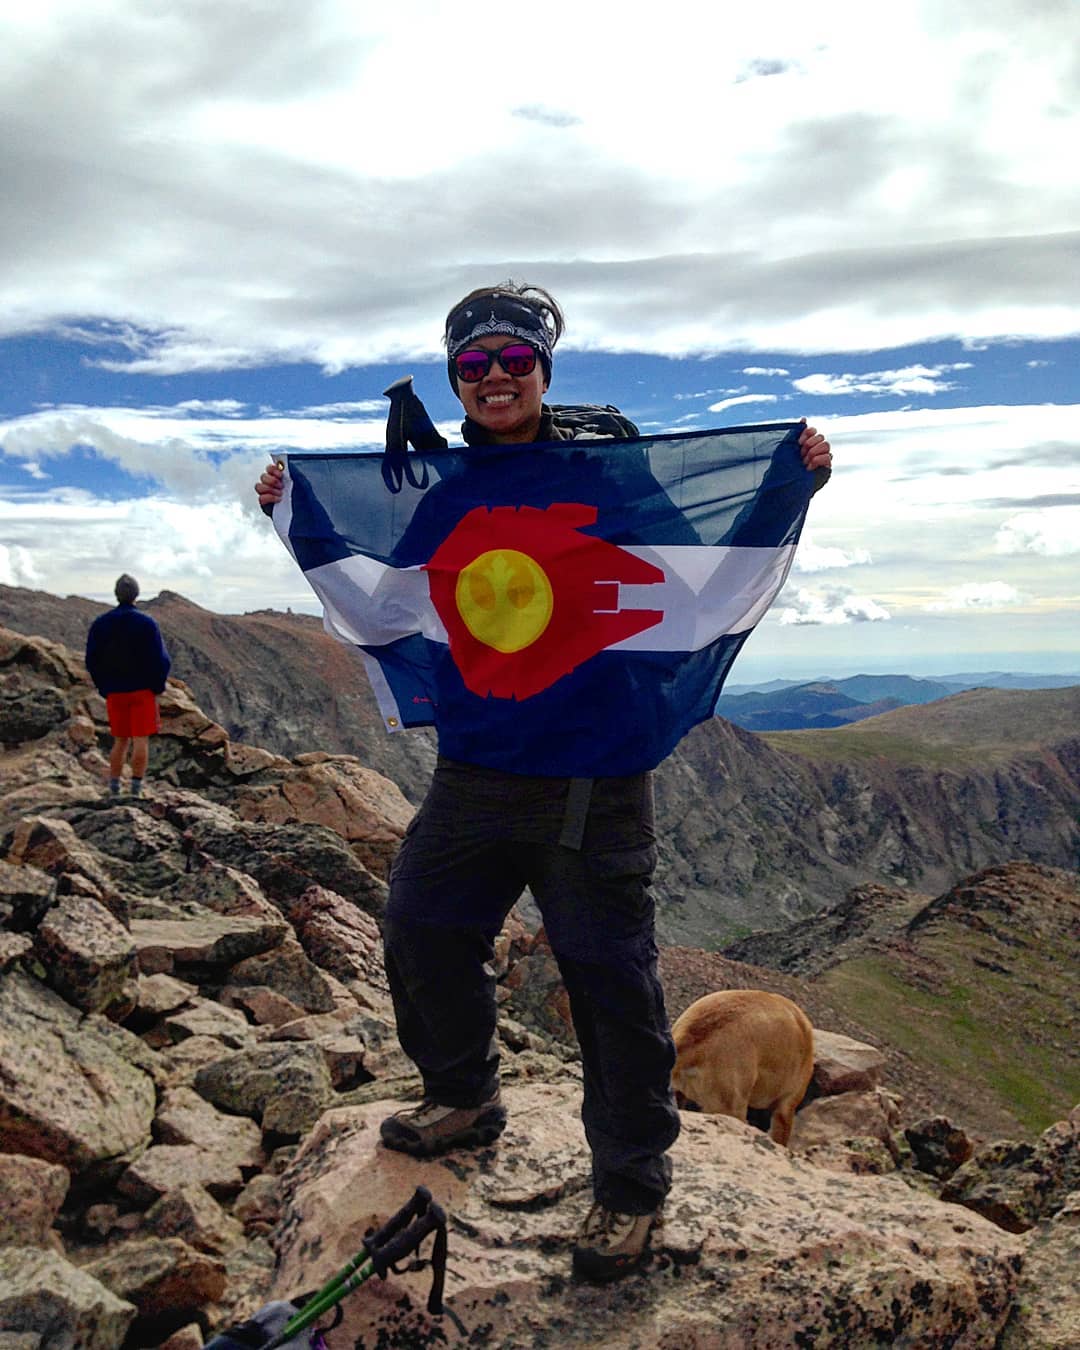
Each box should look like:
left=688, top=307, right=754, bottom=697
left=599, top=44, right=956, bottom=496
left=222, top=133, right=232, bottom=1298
left=584, top=1204, right=635, bottom=1243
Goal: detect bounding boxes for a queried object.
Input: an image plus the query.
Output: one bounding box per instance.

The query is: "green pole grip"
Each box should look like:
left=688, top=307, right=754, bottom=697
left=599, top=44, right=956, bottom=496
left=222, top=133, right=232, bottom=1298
left=265, top=1264, right=374, bottom=1349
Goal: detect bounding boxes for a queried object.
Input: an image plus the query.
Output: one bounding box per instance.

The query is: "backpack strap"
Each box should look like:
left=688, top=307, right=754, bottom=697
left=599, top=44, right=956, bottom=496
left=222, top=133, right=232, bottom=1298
left=548, top=404, right=639, bottom=439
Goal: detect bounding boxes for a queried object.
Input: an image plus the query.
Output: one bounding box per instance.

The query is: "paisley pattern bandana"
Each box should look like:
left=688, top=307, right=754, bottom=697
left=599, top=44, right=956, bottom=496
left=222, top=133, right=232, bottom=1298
left=446, top=294, right=553, bottom=367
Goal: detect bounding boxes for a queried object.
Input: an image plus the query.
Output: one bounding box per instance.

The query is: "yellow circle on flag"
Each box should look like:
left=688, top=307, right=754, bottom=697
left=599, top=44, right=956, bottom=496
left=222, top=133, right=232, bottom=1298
left=455, top=549, right=554, bottom=653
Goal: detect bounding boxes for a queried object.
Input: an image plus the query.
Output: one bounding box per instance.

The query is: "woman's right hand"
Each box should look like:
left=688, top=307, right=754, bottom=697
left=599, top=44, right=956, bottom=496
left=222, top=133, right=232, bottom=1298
left=255, top=461, right=284, bottom=508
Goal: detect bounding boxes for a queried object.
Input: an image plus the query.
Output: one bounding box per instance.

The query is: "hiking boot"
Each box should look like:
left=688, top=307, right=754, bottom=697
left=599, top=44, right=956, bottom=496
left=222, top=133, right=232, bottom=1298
left=571, top=1203, right=660, bottom=1283
left=379, top=1094, right=506, bottom=1157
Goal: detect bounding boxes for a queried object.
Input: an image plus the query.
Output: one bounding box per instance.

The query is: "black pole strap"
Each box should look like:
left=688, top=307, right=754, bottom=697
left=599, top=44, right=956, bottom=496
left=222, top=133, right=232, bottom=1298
left=364, top=1183, right=433, bottom=1253
left=381, top=376, right=446, bottom=493
left=366, top=1198, right=449, bottom=1316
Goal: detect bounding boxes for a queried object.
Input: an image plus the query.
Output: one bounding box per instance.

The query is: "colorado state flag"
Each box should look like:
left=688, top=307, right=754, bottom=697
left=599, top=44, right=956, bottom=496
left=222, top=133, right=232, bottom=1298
left=272, top=424, right=814, bottom=777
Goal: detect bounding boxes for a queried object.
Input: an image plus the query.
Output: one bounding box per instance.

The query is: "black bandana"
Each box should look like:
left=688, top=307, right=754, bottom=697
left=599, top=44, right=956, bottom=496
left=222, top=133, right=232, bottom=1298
left=446, top=293, right=553, bottom=390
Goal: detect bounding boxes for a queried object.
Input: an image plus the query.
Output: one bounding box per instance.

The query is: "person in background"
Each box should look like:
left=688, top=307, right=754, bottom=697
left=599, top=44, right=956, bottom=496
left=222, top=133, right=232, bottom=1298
left=85, top=573, right=171, bottom=797
left=255, top=282, right=833, bottom=1284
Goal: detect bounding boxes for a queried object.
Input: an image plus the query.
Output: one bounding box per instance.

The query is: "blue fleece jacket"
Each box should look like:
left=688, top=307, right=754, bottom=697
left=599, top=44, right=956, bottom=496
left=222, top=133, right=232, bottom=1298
left=85, top=603, right=171, bottom=696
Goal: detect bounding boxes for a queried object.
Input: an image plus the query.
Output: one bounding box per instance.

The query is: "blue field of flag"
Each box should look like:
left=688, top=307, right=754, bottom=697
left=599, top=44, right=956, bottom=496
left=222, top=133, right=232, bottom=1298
left=273, top=423, right=815, bottom=776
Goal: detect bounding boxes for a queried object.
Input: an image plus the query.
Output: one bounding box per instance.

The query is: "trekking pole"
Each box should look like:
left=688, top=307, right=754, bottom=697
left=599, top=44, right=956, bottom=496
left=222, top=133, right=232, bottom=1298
left=263, top=1186, right=448, bottom=1349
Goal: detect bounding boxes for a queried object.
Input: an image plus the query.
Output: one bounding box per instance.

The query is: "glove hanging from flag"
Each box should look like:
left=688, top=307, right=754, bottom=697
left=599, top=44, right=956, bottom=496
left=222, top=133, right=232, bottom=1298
left=271, top=418, right=817, bottom=777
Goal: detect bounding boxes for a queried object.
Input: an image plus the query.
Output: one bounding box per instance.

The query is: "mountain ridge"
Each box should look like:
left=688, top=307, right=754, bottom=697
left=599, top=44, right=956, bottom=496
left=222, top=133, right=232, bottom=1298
left=2, top=584, right=1078, bottom=945
left=717, top=670, right=1079, bottom=731
left=723, top=671, right=1080, bottom=696
left=2, top=619, right=1074, bottom=1141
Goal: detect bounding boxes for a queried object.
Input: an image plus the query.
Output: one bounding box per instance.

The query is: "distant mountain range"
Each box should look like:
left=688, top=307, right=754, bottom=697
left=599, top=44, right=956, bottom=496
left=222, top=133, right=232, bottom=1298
left=2, top=583, right=1079, bottom=947
left=718, top=672, right=1079, bottom=732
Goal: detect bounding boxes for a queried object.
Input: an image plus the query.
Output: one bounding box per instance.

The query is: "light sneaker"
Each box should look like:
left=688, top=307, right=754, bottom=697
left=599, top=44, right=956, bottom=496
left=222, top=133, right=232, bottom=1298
left=572, top=1203, right=660, bottom=1283
left=379, top=1093, right=506, bottom=1157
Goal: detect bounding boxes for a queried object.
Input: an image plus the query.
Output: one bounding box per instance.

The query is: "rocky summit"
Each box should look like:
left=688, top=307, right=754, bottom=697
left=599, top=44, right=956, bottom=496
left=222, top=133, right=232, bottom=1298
left=0, top=624, right=1078, bottom=1348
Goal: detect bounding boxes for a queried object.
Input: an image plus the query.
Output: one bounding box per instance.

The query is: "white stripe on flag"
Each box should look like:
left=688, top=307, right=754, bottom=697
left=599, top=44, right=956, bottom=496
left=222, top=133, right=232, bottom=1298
left=609, top=543, right=798, bottom=650
left=302, top=542, right=795, bottom=656
left=310, top=556, right=447, bottom=648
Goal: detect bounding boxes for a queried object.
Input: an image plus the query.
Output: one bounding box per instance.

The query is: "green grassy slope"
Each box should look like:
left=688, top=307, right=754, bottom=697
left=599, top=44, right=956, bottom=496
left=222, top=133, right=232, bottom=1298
left=761, top=686, right=1080, bottom=768
left=813, top=863, right=1079, bottom=1134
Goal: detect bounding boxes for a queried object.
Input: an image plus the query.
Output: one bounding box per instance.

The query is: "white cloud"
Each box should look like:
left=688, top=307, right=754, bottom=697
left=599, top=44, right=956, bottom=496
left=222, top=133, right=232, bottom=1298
left=175, top=399, right=246, bottom=415
left=926, top=582, right=1024, bottom=611
left=511, top=105, right=582, bottom=129
left=1, top=3, right=1078, bottom=368
left=0, top=403, right=403, bottom=503
left=0, top=491, right=304, bottom=612
left=707, top=394, right=779, bottom=414
left=791, top=363, right=973, bottom=399
left=798, top=404, right=1080, bottom=515
left=290, top=400, right=384, bottom=417
left=777, top=586, right=890, bottom=626
left=0, top=543, right=42, bottom=587
left=0, top=2, right=1077, bottom=665
left=735, top=57, right=800, bottom=83
left=794, top=535, right=872, bottom=572
left=994, top=509, right=1080, bottom=557
left=675, top=387, right=748, bottom=403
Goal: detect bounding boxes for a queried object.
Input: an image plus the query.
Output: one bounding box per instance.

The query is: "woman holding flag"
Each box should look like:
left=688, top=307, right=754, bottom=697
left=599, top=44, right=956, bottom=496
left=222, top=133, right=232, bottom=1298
left=256, top=282, right=832, bottom=1284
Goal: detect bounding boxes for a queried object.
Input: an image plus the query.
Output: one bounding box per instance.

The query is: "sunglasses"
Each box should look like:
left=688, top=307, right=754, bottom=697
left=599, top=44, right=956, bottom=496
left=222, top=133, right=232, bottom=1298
left=454, top=342, right=538, bottom=384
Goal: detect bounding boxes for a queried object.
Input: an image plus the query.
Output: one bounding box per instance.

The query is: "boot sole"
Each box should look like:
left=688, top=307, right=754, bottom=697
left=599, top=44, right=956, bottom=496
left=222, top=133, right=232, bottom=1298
left=571, top=1248, right=647, bottom=1284
left=380, top=1110, right=507, bottom=1158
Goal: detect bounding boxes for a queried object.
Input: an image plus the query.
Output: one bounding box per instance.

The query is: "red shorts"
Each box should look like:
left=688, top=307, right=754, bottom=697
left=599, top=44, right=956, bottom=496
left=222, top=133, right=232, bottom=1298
left=106, top=690, right=160, bottom=738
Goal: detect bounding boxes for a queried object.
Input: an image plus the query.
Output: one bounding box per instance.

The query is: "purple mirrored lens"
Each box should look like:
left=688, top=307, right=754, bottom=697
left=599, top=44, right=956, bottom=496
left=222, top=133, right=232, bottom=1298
left=498, top=343, right=537, bottom=375
left=455, top=351, right=491, bottom=383
left=455, top=343, right=538, bottom=382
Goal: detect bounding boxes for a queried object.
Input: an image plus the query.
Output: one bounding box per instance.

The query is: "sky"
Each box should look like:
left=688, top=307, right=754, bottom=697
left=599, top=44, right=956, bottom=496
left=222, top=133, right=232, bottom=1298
left=1, top=0, right=1078, bottom=684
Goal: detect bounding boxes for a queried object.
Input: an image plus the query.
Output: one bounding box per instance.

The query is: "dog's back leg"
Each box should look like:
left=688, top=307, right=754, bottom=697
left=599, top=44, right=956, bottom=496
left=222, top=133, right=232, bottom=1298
left=769, top=1096, right=799, bottom=1146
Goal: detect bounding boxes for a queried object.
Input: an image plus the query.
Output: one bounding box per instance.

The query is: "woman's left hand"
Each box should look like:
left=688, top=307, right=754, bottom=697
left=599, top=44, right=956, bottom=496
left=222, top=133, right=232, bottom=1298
left=798, top=421, right=832, bottom=473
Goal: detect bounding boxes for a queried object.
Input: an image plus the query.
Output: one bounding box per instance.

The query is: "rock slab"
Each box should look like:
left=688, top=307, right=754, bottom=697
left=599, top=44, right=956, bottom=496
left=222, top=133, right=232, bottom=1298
left=270, top=1080, right=1024, bottom=1349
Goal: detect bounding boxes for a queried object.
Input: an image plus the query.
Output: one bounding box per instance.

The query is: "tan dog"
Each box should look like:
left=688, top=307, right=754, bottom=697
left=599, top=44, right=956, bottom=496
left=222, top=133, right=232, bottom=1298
left=671, top=990, right=814, bottom=1146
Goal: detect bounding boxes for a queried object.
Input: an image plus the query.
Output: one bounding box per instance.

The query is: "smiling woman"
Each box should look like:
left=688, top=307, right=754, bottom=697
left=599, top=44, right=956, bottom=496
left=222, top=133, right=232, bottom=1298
left=443, top=285, right=563, bottom=445
left=252, top=275, right=833, bottom=1289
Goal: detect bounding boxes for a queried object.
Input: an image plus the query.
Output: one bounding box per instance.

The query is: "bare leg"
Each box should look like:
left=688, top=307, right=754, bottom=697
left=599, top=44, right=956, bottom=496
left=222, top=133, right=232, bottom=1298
left=110, top=737, right=131, bottom=779
left=130, top=736, right=149, bottom=779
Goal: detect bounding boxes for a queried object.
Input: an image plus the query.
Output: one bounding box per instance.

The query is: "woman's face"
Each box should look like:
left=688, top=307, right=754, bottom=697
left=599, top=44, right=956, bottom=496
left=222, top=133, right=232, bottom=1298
left=455, top=334, right=548, bottom=443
